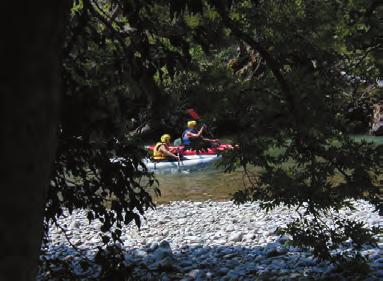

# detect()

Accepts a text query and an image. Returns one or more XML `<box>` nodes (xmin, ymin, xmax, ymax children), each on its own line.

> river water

<box><xmin>152</xmin><ymin>167</ymin><xmax>245</xmax><ymax>204</ymax></box>
<box><xmin>151</xmin><ymin>135</ymin><xmax>382</xmax><ymax>204</ymax></box>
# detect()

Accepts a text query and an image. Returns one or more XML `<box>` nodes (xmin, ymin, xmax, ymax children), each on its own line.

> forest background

<box><xmin>0</xmin><ymin>0</ymin><xmax>382</xmax><ymax>280</ymax></box>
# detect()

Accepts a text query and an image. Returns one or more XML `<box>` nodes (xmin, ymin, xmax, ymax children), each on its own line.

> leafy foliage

<box><xmin>42</xmin><ymin>0</ymin><xmax>383</xmax><ymax>277</ymax></box>
<box><xmin>165</xmin><ymin>0</ymin><xmax>383</xmax><ymax>270</ymax></box>
<box><xmin>206</xmin><ymin>0</ymin><xmax>383</xmax><ymax>269</ymax></box>
<box><xmin>42</xmin><ymin>1</ymin><xmax>197</xmax><ymax>277</ymax></box>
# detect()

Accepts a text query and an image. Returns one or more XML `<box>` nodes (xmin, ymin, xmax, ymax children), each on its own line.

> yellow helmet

<box><xmin>160</xmin><ymin>134</ymin><xmax>171</xmax><ymax>143</ymax></box>
<box><xmin>187</xmin><ymin>120</ymin><xmax>197</xmax><ymax>128</ymax></box>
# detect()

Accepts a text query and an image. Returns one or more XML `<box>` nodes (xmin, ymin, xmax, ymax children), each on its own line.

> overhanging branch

<box><xmin>213</xmin><ymin>0</ymin><xmax>298</xmax><ymax>121</ymax></box>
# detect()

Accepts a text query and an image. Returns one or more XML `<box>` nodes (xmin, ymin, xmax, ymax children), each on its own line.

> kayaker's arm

<box><xmin>187</xmin><ymin>125</ymin><xmax>205</xmax><ymax>139</ymax></box>
<box><xmin>158</xmin><ymin>145</ymin><xmax>179</xmax><ymax>160</ymax></box>
<box><xmin>202</xmin><ymin>137</ymin><xmax>220</xmax><ymax>143</ymax></box>
<box><xmin>187</xmin><ymin>125</ymin><xmax>219</xmax><ymax>143</ymax></box>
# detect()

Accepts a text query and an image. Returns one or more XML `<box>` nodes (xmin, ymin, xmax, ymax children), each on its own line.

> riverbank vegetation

<box><xmin>2</xmin><ymin>0</ymin><xmax>382</xmax><ymax>280</ymax></box>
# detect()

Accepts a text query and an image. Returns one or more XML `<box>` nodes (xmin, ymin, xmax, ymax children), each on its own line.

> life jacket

<box><xmin>182</xmin><ymin>128</ymin><xmax>197</xmax><ymax>145</ymax></box>
<box><xmin>153</xmin><ymin>142</ymin><xmax>168</xmax><ymax>160</ymax></box>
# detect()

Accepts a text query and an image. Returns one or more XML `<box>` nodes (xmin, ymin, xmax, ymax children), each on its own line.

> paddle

<box><xmin>175</xmin><ymin>149</ymin><xmax>190</xmax><ymax>171</ymax></box>
<box><xmin>176</xmin><ymin>150</ymin><xmax>181</xmax><ymax>171</ymax></box>
<box><xmin>186</xmin><ymin>108</ymin><xmax>201</xmax><ymax>120</ymax></box>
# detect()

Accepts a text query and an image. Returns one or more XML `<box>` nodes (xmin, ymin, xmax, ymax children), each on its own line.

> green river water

<box><xmin>152</xmin><ymin>167</ymin><xmax>245</xmax><ymax>204</ymax></box>
<box><xmin>151</xmin><ymin>135</ymin><xmax>382</xmax><ymax>204</ymax></box>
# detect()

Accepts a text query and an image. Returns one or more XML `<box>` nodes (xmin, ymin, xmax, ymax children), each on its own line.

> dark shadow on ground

<box><xmin>38</xmin><ymin>238</ymin><xmax>381</xmax><ymax>281</ymax></box>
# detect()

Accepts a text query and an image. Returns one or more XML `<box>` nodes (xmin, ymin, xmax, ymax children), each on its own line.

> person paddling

<box><xmin>153</xmin><ymin>134</ymin><xmax>180</xmax><ymax>161</ymax></box>
<box><xmin>182</xmin><ymin>120</ymin><xmax>219</xmax><ymax>148</ymax></box>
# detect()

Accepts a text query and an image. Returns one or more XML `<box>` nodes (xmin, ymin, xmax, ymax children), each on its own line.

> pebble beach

<box><xmin>39</xmin><ymin>200</ymin><xmax>382</xmax><ymax>280</ymax></box>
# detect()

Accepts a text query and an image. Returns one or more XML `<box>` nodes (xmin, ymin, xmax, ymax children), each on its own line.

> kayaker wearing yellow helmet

<box><xmin>153</xmin><ymin>134</ymin><xmax>180</xmax><ymax>161</ymax></box>
<box><xmin>182</xmin><ymin>120</ymin><xmax>219</xmax><ymax>147</ymax></box>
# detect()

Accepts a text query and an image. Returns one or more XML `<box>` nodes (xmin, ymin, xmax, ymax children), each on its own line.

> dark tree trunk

<box><xmin>0</xmin><ymin>1</ymin><xmax>68</xmax><ymax>280</ymax></box>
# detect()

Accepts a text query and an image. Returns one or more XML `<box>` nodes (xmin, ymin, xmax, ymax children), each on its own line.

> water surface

<box><xmin>151</xmin><ymin>135</ymin><xmax>382</xmax><ymax>204</ymax></box>
<box><xmin>352</xmin><ymin>135</ymin><xmax>383</xmax><ymax>144</ymax></box>
<box><xmin>152</xmin><ymin>167</ymin><xmax>245</xmax><ymax>204</ymax></box>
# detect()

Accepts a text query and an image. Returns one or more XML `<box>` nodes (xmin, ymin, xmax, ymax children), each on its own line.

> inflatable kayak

<box><xmin>111</xmin><ymin>154</ymin><xmax>220</xmax><ymax>174</ymax></box>
<box><xmin>144</xmin><ymin>154</ymin><xmax>220</xmax><ymax>173</ymax></box>
<box><xmin>146</xmin><ymin>144</ymin><xmax>232</xmax><ymax>156</ymax></box>
<box><xmin>112</xmin><ymin>144</ymin><xmax>232</xmax><ymax>174</ymax></box>
<box><xmin>144</xmin><ymin>144</ymin><xmax>232</xmax><ymax>173</ymax></box>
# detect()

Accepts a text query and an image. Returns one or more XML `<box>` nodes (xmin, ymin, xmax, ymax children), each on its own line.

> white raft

<box><xmin>144</xmin><ymin>154</ymin><xmax>220</xmax><ymax>173</ymax></box>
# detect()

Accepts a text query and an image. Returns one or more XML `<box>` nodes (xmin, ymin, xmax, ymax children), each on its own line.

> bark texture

<box><xmin>0</xmin><ymin>1</ymin><xmax>68</xmax><ymax>280</ymax></box>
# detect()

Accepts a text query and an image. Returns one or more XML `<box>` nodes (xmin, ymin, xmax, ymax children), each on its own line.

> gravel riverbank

<box><xmin>39</xmin><ymin>200</ymin><xmax>382</xmax><ymax>280</ymax></box>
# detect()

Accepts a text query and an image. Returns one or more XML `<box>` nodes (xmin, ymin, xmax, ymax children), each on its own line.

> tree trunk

<box><xmin>0</xmin><ymin>1</ymin><xmax>68</xmax><ymax>280</ymax></box>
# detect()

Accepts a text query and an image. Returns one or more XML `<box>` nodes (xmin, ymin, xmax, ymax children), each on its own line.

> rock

<box><xmin>254</xmin><ymin>255</ymin><xmax>265</xmax><ymax>262</ymax></box>
<box><xmin>193</xmin><ymin>247</ymin><xmax>209</xmax><ymax>256</ymax></box>
<box><xmin>243</xmin><ymin>233</ymin><xmax>255</xmax><ymax>240</ymax></box>
<box><xmin>144</xmin><ymin>240</ymin><xmax>177</xmax><ymax>271</ymax></box>
<box><xmin>158</xmin><ymin>218</ymin><xmax>167</xmax><ymax>225</ymax></box>
<box><xmin>148</xmin><ymin>256</ymin><xmax>177</xmax><ymax>271</ymax></box>
<box><xmin>214</xmin><ymin>230</ymin><xmax>226</xmax><ymax>238</ymax></box>
<box><xmin>38</xmin><ymin>200</ymin><xmax>382</xmax><ymax>281</ymax></box>
<box><xmin>70</xmin><ymin>221</ymin><xmax>81</xmax><ymax>229</ymax></box>
<box><xmin>225</xmin><ymin>225</ymin><xmax>235</xmax><ymax>232</ymax></box>
<box><xmin>178</xmin><ymin>218</ymin><xmax>187</xmax><ymax>225</ymax></box>
<box><xmin>148</xmin><ymin>242</ymin><xmax>158</xmax><ymax>252</ymax></box>
<box><xmin>214</xmin><ymin>239</ymin><xmax>227</xmax><ymax>244</ymax></box>
<box><xmin>188</xmin><ymin>269</ymin><xmax>204</xmax><ymax>280</ymax></box>
<box><xmin>225</xmin><ymin>269</ymin><xmax>240</xmax><ymax>280</ymax></box>
<box><xmin>134</xmin><ymin>249</ymin><xmax>148</xmax><ymax>258</ymax></box>
<box><xmin>179</xmin><ymin>260</ymin><xmax>194</xmax><ymax>268</ymax></box>
<box><xmin>276</xmin><ymin>235</ymin><xmax>290</xmax><ymax>244</ymax></box>
<box><xmin>184</xmin><ymin>236</ymin><xmax>202</xmax><ymax>243</ymax></box>
<box><xmin>361</xmin><ymin>249</ymin><xmax>379</xmax><ymax>257</ymax></box>
<box><xmin>218</xmin><ymin>267</ymin><xmax>230</xmax><ymax>275</ymax></box>
<box><xmin>160</xmin><ymin>273</ymin><xmax>170</xmax><ymax>281</ymax></box>
<box><xmin>288</xmin><ymin>273</ymin><xmax>302</xmax><ymax>279</ymax></box>
<box><xmin>265</xmin><ymin>247</ymin><xmax>287</xmax><ymax>258</ymax></box>
<box><xmin>63</xmin><ymin>255</ymin><xmax>73</xmax><ymax>261</ymax></box>
<box><xmin>228</xmin><ymin>232</ymin><xmax>243</xmax><ymax>242</ymax></box>
<box><xmin>72</xmin><ymin>239</ymin><xmax>82</xmax><ymax>246</ymax></box>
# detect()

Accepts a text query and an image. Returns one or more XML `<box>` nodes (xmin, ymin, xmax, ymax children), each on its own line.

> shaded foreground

<box><xmin>39</xmin><ymin>201</ymin><xmax>382</xmax><ymax>280</ymax></box>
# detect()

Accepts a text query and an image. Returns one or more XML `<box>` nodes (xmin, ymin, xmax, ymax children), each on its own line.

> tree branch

<box><xmin>213</xmin><ymin>0</ymin><xmax>298</xmax><ymax>119</ymax></box>
<box><xmin>84</xmin><ymin>0</ymin><xmax>131</xmax><ymax>58</ymax></box>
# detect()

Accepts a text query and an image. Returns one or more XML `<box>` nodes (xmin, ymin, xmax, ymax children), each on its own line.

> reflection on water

<box><xmin>151</xmin><ymin>166</ymin><xmax>246</xmax><ymax>204</ymax></box>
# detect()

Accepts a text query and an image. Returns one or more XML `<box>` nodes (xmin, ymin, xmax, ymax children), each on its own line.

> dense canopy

<box><xmin>1</xmin><ymin>0</ymin><xmax>382</xmax><ymax>280</ymax></box>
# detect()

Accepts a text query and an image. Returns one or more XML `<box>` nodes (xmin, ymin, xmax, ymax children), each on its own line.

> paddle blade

<box><xmin>186</xmin><ymin>108</ymin><xmax>200</xmax><ymax>120</ymax></box>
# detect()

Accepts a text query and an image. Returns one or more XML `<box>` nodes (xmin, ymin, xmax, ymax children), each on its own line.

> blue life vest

<box><xmin>182</xmin><ymin>128</ymin><xmax>197</xmax><ymax>145</ymax></box>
